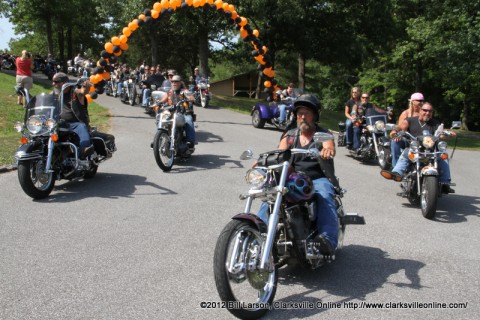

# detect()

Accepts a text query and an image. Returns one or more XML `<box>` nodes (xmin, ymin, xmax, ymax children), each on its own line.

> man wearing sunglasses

<box><xmin>380</xmin><ymin>102</ymin><xmax>456</xmax><ymax>193</ymax></box>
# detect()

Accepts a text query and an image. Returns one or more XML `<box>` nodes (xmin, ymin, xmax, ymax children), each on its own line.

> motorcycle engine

<box><xmin>285</xmin><ymin>203</ymin><xmax>312</xmax><ymax>241</ymax></box>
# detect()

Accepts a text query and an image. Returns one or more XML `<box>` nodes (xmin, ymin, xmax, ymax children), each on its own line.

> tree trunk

<box><xmin>57</xmin><ymin>28</ymin><xmax>65</xmax><ymax>71</ymax></box>
<box><xmin>150</xmin><ymin>28</ymin><xmax>158</xmax><ymax>66</ymax></box>
<box><xmin>461</xmin><ymin>97</ymin><xmax>469</xmax><ymax>131</ymax></box>
<box><xmin>45</xmin><ymin>17</ymin><xmax>54</xmax><ymax>56</ymax></box>
<box><xmin>198</xmin><ymin>25</ymin><xmax>209</xmax><ymax>77</ymax></box>
<box><xmin>298</xmin><ymin>52</ymin><xmax>305</xmax><ymax>92</ymax></box>
<box><xmin>66</xmin><ymin>27</ymin><xmax>73</xmax><ymax>63</ymax></box>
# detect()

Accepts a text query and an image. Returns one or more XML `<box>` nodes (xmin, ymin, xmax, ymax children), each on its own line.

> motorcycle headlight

<box><xmin>375</xmin><ymin>120</ymin><xmax>385</xmax><ymax>131</ymax></box>
<box><xmin>422</xmin><ymin>136</ymin><xmax>435</xmax><ymax>149</ymax></box>
<box><xmin>410</xmin><ymin>140</ymin><xmax>420</xmax><ymax>153</ymax></box>
<box><xmin>438</xmin><ymin>141</ymin><xmax>448</xmax><ymax>152</ymax></box>
<box><xmin>26</xmin><ymin>115</ymin><xmax>44</xmax><ymax>134</ymax></box>
<box><xmin>245</xmin><ymin>169</ymin><xmax>266</xmax><ymax>189</ymax></box>
<box><xmin>366</xmin><ymin>125</ymin><xmax>374</xmax><ymax>132</ymax></box>
<box><xmin>14</xmin><ymin>121</ymin><xmax>24</xmax><ymax>132</ymax></box>
<box><xmin>45</xmin><ymin>118</ymin><xmax>56</xmax><ymax>130</ymax></box>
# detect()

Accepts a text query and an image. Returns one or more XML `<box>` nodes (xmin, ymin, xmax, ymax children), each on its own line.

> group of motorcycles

<box><xmin>337</xmin><ymin>112</ymin><xmax>458</xmax><ymax>220</ymax></box>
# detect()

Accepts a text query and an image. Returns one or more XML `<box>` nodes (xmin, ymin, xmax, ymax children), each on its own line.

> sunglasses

<box><xmin>361</xmin><ymin>96</ymin><xmax>369</xmax><ymax>99</ymax></box>
<box><xmin>421</xmin><ymin>109</ymin><xmax>433</xmax><ymax>113</ymax></box>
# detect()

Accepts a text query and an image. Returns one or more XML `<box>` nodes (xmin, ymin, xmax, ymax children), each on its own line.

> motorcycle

<box><xmin>152</xmin><ymin>94</ymin><xmax>196</xmax><ymax>171</ymax></box>
<box><xmin>44</xmin><ymin>59</ymin><xmax>61</xmax><ymax>80</ymax></box>
<box><xmin>144</xmin><ymin>86</ymin><xmax>165</xmax><ymax>116</ymax></box>
<box><xmin>395</xmin><ymin>125</ymin><xmax>456</xmax><ymax>219</ymax></box>
<box><xmin>67</xmin><ymin>59</ymin><xmax>83</xmax><ymax>76</ymax></box>
<box><xmin>251</xmin><ymin>95</ymin><xmax>295</xmax><ymax>130</ymax></box>
<box><xmin>13</xmin><ymin>82</ymin><xmax>116</xmax><ymax>199</ymax></box>
<box><xmin>193</xmin><ymin>78</ymin><xmax>210</xmax><ymax>108</ymax></box>
<box><xmin>350</xmin><ymin>114</ymin><xmax>393</xmax><ymax>169</ymax></box>
<box><xmin>119</xmin><ymin>75</ymin><xmax>137</xmax><ymax>106</ymax></box>
<box><xmin>213</xmin><ymin>132</ymin><xmax>365</xmax><ymax>319</ymax></box>
<box><xmin>105</xmin><ymin>74</ymin><xmax>118</xmax><ymax>97</ymax></box>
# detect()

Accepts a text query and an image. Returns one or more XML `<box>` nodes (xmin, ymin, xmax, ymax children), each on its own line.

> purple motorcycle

<box><xmin>251</xmin><ymin>96</ymin><xmax>295</xmax><ymax>130</ymax></box>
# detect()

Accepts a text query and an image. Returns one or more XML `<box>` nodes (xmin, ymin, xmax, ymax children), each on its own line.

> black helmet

<box><xmin>52</xmin><ymin>72</ymin><xmax>69</xmax><ymax>83</ymax></box>
<box><xmin>293</xmin><ymin>94</ymin><xmax>320</xmax><ymax>121</ymax></box>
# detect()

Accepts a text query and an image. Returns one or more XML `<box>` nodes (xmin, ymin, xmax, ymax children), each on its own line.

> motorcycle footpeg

<box><xmin>341</xmin><ymin>213</ymin><xmax>366</xmax><ymax>225</ymax></box>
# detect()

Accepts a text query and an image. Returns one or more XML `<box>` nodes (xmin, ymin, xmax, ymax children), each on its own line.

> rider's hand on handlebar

<box><xmin>320</xmin><ymin>147</ymin><xmax>335</xmax><ymax>159</ymax></box>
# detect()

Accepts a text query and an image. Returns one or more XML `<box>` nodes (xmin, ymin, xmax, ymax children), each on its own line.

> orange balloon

<box><xmin>215</xmin><ymin>0</ymin><xmax>223</xmax><ymax>9</ymax></box>
<box><xmin>102</xmin><ymin>72</ymin><xmax>111</xmax><ymax>81</ymax></box>
<box><xmin>114</xmin><ymin>50</ymin><xmax>122</xmax><ymax>57</ymax></box>
<box><xmin>239</xmin><ymin>17</ymin><xmax>247</xmax><ymax>26</ymax></box>
<box><xmin>222</xmin><ymin>3</ymin><xmax>229</xmax><ymax>11</ymax></box>
<box><xmin>240</xmin><ymin>27</ymin><xmax>248</xmax><ymax>39</ymax></box>
<box><xmin>90</xmin><ymin>75</ymin><xmax>98</xmax><ymax>84</ymax></box>
<box><xmin>153</xmin><ymin>2</ymin><xmax>162</xmax><ymax>11</ymax></box>
<box><xmin>231</xmin><ymin>11</ymin><xmax>238</xmax><ymax>19</ymax></box>
<box><xmin>206</xmin><ymin>0</ymin><xmax>214</xmax><ymax>4</ymax></box>
<box><xmin>161</xmin><ymin>0</ymin><xmax>169</xmax><ymax>8</ymax></box>
<box><xmin>104</xmin><ymin>42</ymin><xmax>114</xmax><ymax>54</ymax></box>
<box><xmin>262</xmin><ymin>46</ymin><xmax>268</xmax><ymax>53</ymax></box>
<box><xmin>264</xmin><ymin>80</ymin><xmax>271</xmax><ymax>88</ymax></box>
<box><xmin>111</xmin><ymin>37</ymin><xmax>121</xmax><ymax>46</ymax></box>
<box><xmin>138</xmin><ymin>14</ymin><xmax>146</xmax><ymax>20</ymax></box>
<box><xmin>95</xmin><ymin>73</ymin><xmax>103</xmax><ymax>83</ymax></box>
<box><xmin>199</xmin><ymin>0</ymin><xmax>206</xmax><ymax>6</ymax></box>
<box><xmin>151</xmin><ymin>9</ymin><xmax>159</xmax><ymax>19</ymax></box>
<box><xmin>186</xmin><ymin>0</ymin><xmax>193</xmax><ymax>5</ymax></box>
<box><xmin>123</xmin><ymin>27</ymin><xmax>131</xmax><ymax>37</ymax></box>
<box><xmin>119</xmin><ymin>42</ymin><xmax>128</xmax><ymax>51</ymax></box>
<box><xmin>193</xmin><ymin>0</ymin><xmax>200</xmax><ymax>7</ymax></box>
<box><xmin>252</xmin><ymin>29</ymin><xmax>259</xmax><ymax>38</ymax></box>
<box><xmin>120</xmin><ymin>35</ymin><xmax>128</xmax><ymax>44</ymax></box>
<box><xmin>86</xmin><ymin>95</ymin><xmax>93</xmax><ymax>103</ymax></box>
<box><xmin>228</xmin><ymin>4</ymin><xmax>235</xmax><ymax>12</ymax></box>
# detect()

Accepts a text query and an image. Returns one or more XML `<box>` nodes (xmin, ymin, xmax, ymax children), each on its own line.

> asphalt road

<box><xmin>1</xmin><ymin>90</ymin><xmax>479</xmax><ymax>320</ymax></box>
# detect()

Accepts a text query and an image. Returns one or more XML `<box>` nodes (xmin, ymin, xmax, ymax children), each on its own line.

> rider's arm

<box><xmin>321</xmin><ymin>138</ymin><xmax>336</xmax><ymax>159</ymax></box>
<box><xmin>344</xmin><ymin>105</ymin><xmax>352</xmax><ymax>119</ymax></box>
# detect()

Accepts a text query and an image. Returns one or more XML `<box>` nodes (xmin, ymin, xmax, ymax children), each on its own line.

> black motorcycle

<box><xmin>14</xmin><ymin>83</ymin><xmax>116</xmax><ymax>199</ymax></box>
<box><xmin>213</xmin><ymin>132</ymin><xmax>365</xmax><ymax>319</ymax></box>
<box><xmin>152</xmin><ymin>95</ymin><xmax>195</xmax><ymax>171</ymax></box>
<box><xmin>350</xmin><ymin>114</ymin><xmax>393</xmax><ymax>169</ymax></box>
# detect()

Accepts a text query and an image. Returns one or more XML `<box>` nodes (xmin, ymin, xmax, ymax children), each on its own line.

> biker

<box><xmin>344</xmin><ymin>87</ymin><xmax>361</xmax><ymax>149</ymax></box>
<box><xmin>257</xmin><ymin>94</ymin><xmax>339</xmax><ymax>255</ymax></box>
<box><xmin>141</xmin><ymin>66</ymin><xmax>166</xmax><ymax>108</ymax></box>
<box><xmin>53</xmin><ymin>73</ymin><xmax>94</xmax><ymax>159</ymax></box>
<box><xmin>390</xmin><ymin>92</ymin><xmax>423</xmax><ymax>166</ymax></box>
<box><xmin>380</xmin><ymin>102</ymin><xmax>456</xmax><ymax>193</ymax></box>
<box><xmin>160</xmin><ymin>75</ymin><xmax>196</xmax><ymax>149</ymax></box>
<box><xmin>277</xmin><ymin>83</ymin><xmax>298</xmax><ymax>126</ymax></box>
<box><xmin>351</xmin><ymin>92</ymin><xmax>387</xmax><ymax>152</ymax></box>
<box><xmin>116</xmin><ymin>64</ymin><xmax>130</xmax><ymax>97</ymax></box>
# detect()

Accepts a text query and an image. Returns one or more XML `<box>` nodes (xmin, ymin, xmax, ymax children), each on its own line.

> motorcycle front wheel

<box><xmin>17</xmin><ymin>159</ymin><xmax>56</xmax><ymax>199</ymax></box>
<box><xmin>252</xmin><ymin>110</ymin><xmax>266</xmax><ymax>129</ymax></box>
<box><xmin>200</xmin><ymin>92</ymin><xmax>209</xmax><ymax>108</ymax></box>
<box><xmin>421</xmin><ymin>176</ymin><xmax>438</xmax><ymax>219</ymax></box>
<box><xmin>377</xmin><ymin>145</ymin><xmax>391</xmax><ymax>170</ymax></box>
<box><xmin>129</xmin><ymin>88</ymin><xmax>136</xmax><ymax>106</ymax></box>
<box><xmin>214</xmin><ymin>219</ymin><xmax>277</xmax><ymax>320</ymax></box>
<box><xmin>153</xmin><ymin>130</ymin><xmax>174</xmax><ymax>171</ymax></box>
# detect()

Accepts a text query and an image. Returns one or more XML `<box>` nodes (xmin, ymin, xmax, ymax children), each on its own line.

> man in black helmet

<box><xmin>258</xmin><ymin>94</ymin><xmax>339</xmax><ymax>255</ymax></box>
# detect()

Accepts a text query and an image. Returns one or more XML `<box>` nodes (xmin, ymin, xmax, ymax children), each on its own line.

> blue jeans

<box><xmin>142</xmin><ymin>88</ymin><xmax>151</xmax><ymax>106</ymax></box>
<box><xmin>353</xmin><ymin>125</ymin><xmax>362</xmax><ymax>149</ymax></box>
<box><xmin>117</xmin><ymin>81</ymin><xmax>124</xmax><ymax>96</ymax></box>
<box><xmin>345</xmin><ymin>118</ymin><xmax>353</xmax><ymax>145</ymax></box>
<box><xmin>185</xmin><ymin>114</ymin><xmax>195</xmax><ymax>144</ymax></box>
<box><xmin>393</xmin><ymin>150</ymin><xmax>452</xmax><ymax>183</ymax></box>
<box><xmin>256</xmin><ymin>177</ymin><xmax>338</xmax><ymax>250</ymax></box>
<box><xmin>391</xmin><ymin>138</ymin><xmax>408</xmax><ymax>167</ymax></box>
<box><xmin>278</xmin><ymin>104</ymin><xmax>287</xmax><ymax>122</ymax></box>
<box><xmin>69</xmin><ymin>122</ymin><xmax>91</xmax><ymax>149</ymax></box>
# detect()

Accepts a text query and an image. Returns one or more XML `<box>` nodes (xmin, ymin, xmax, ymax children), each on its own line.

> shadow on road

<box><xmin>265</xmin><ymin>244</ymin><xmax>425</xmax><ymax>319</ymax></box>
<box><xmin>167</xmin><ymin>154</ymin><xmax>244</xmax><ymax>173</ymax></box>
<box><xmin>37</xmin><ymin>172</ymin><xmax>175</xmax><ymax>203</ymax></box>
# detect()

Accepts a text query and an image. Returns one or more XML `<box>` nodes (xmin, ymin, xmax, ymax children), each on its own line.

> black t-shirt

<box><xmin>406</xmin><ymin>116</ymin><xmax>439</xmax><ymax>136</ymax></box>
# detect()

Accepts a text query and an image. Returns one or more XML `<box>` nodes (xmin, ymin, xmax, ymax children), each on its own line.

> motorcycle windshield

<box><xmin>197</xmin><ymin>80</ymin><xmax>208</xmax><ymax>89</ymax></box>
<box><xmin>23</xmin><ymin>93</ymin><xmax>60</xmax><ymax>123</ymax></box>
<box><xmin>366</xmin><ymin>114</ymin><xmax>387</xmax><ymax>126</ymax></box>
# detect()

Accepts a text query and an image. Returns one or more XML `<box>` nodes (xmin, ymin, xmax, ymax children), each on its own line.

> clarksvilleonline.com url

<box><xmin>200</xmin><ymin>300</ymin><xmax>469</xmax><ymax>310</ymax></box>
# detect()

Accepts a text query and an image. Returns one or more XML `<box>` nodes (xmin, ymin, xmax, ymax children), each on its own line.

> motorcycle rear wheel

<box><xmin>421</xmin><ymin>176</ymin><xmax>438</xmax><ymax>219</ymax></box>
<box><xmin>252</xmin><ymin>110</ymin><xmax>266</xmax><ymax>128</ymax></box>
<box><xmin>17</xmin><ymin>159</ymin><xmax>56</xmax><ymax>199</ymax></box>
<box><xmin>214</xmin><ymin>220</ymin><xmax>277</xmax><ymax>320</ymax></box>
<box><xmin>153</xmin><ymin>130</ymin><xmax>174</xmax><ymax>171</ymax></box>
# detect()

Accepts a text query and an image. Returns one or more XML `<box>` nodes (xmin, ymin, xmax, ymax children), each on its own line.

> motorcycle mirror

<box><xmin>240</xmin><ymin>150</ymin><xmax>254</xmax><ymax>160</ymax></box>
<box><xmin>451</xmin><ymin>121</ymin><xmax>461</xmax><ymax>130</ymax></box>
<box><xmin>313</xmin><ymin>132</ymin><xmax>334</xmax><ymax>145</ymax></box>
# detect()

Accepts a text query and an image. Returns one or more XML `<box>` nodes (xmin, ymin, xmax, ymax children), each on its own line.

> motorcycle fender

<box><xmin>15</xmin><ymin>141</ymin><xmax>42</xmax><ymax>161</ymax></box>
<box><xmin>421</xmin><ymin>166</ymin><xmax>438</xmax><ymax>176</ymax></box>
<box><xmin>232</xmin><ymin>213</ymin><xmax>268</xmax><ymax>234</ymax></box>
<box><xmin>251</xmin><ymin>103</ymin><xmax>273</xmax><ymax>119</ymax></box>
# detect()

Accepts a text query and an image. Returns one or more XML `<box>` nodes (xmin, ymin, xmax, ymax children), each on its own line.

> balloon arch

<box><xmin>85</xmin><ymin>0</ymin><xmax>278</xmax><ymax>102</ymax></box>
